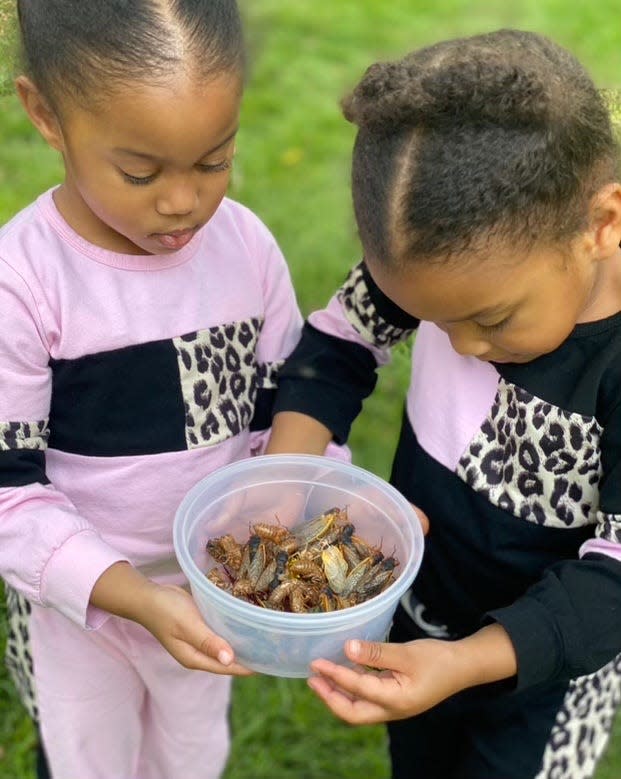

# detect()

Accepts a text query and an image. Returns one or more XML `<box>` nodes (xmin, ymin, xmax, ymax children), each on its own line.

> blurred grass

<box><xmin>1</xmin><ymin>1</ymin><xmax>621</xmax><ymax>777</ymax></box>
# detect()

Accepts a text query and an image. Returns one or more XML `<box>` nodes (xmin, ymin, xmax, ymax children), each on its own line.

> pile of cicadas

<box><xmin>205</xmin><ymin>506</ymin><xmax>399</xmax><ymax>613</ymax></box>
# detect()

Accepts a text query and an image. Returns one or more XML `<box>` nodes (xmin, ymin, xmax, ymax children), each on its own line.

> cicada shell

<box><xmin>252</xmin><ymin>522</ymin><xmax>291</xmax><ymax>544</ymax></box>
<box><xmin>207</xmin><ymin>567</ymin><xmax>232</xmax><ymax>592</ymax></box>
<box><xmin>319</xmin><ymin>587</ymin><xmax>337</xmax><ymax>612</ymax></box>
<box><xmin>232</xmin><ymin>578</ymin><xmax>255</xmax><ymax>598</ymax></box>
<box><xmin>206</xmin><ymin>535</ymin><xmax>236</xmax><ymax>565</ymax></box>
<box><xmin>266</xmin><ymin>580</ymin><xmax>300</xmax><ymax>609</ymax></box>
<box><xmin>288</xmin><ymin>557</ymin><xmax>324</xmax><ymax>585</ymax></box>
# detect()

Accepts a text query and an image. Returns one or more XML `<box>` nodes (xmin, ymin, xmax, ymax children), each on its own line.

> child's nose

<box><xmin>445</xmin><ymin>324</ymin><xmax>490</xmax><ymax>358</ymax></box>
<box><xmin>155</xmin><ymin>177</ymin><xmax>199</xmax><ymax>216</ymax></box>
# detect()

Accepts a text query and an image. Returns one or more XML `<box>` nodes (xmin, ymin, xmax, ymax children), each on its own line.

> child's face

<box><xmin>367</xmin><ymin>241</ymin><xmax>618</xmax><ymax>364</ymax></box>
<box><xmin>53</xmin><ymin>73</ymin><xmax>242</xmax><ymax>255</ymax></box>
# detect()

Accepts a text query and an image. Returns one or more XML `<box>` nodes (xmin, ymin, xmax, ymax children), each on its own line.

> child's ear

<box><xmin>585</xmin><ymin>183</ymin><xmax>621</xmax><ymax>260</ymax></box>
<box><xmin>15</xmin><ymin>75</ymin><xmax>65</xmax><ymax>153</ymax></box>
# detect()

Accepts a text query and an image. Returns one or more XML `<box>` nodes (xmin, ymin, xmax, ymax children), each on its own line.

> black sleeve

<box><xmin>273</xmin><ymin>322</ymin><xmax>379</xmax><ymax>444</ymax></box>
<box><xmin>273</xmin><ymin>260</ymin><xmax>419</xmax><ymax>443</ymax></box>
<box><xmin>489</xmin><ymin>553</ymin><xmax>621</xmax><ymax>689</ymax></box>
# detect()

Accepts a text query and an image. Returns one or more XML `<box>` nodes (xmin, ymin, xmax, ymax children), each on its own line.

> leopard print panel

<box><xmin>4</xmin><ymin>585</ymin><xmax>38</xmax><ymax>721</ymax></box>
<box><xmin>457</xmin><ymin>380</ymin><xmax>603</xmax><ymax>528</ymax></box>
<box><xmin>337</xmin><ymin>262</ymin><xmax>416</xmax><ymax>349</ymax></box>
<box><xmin>174</xmin><ymin>318</ymin><xmax>277</xmax><ymax>449</ymax></box>
<box><xmin>535</xmin><ymin>656</ymin><xmax>621</xmax><ymax>779</ymax></box>
<box><xmin>0</xmin><ymin>420</ymin><xmax>49</xmax><ymax>451</ymax></box>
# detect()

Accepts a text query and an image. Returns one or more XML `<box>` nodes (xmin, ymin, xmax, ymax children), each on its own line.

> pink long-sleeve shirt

<box><xmin>0</xmin><ymin>189</ymin><xmax>303</xmax><ymax>629</ymax></box>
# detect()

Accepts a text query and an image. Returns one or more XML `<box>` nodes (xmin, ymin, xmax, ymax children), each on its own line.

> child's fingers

<box><xmin>173</xmin><ymin>641</ymin><xmax>253</xmax><ymax>676</ymax></box>
<box><xmin>309</xmin><ymin>656</ymin><xmax>398</xmax><ymax>708</ymax></box>
<box><xmin>344</xmin><ymin>638</ymin><xmax>408</xmax><ymax>672</ymax></box>
<box><xmin>307</xmin><ymin>673</ymin><xmax>391</xmax><ymax>725</ymax></box>
<box><xmin>194</xmin><ymin>628</ymin><xmax>238</xmax><ymax>667</ymax></box>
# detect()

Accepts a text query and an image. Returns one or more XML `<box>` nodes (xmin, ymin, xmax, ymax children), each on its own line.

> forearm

<box><xmin>452</xmin><ymin>623</ymin><xmax>517</xmax><ymax>689</ymax></box>
<box><xmin>89</xmin><ymin>560</ymin><xmax>157</xmax><ymax>625</ymax></box>
<box><xmin>265</xmin><ymin>411</ymin><xmax>334</xmax><ymax>455</ymax></box>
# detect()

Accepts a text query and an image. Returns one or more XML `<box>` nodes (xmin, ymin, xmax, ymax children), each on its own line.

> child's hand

<box><xmin>135</xmin><ymin>581</ymin><xmax>254</xmax><ymax>676</ymax></box>
<box><xmin>307</xmin><ymin>638</ymin><xmax>461</xmax><ymax>724</ymax></box>
<box><xmin>307</xmin><ymin>623</ymin><xmax>516</xmax><ymax>724</ymax></box>
<box><xmin>90</xmin><ymin>561</ymin><xmax>253</xmax><ymax>676</ymax></box>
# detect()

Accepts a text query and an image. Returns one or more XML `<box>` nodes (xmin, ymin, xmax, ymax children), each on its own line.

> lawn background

<box><xmin>1</xmin><ymin>1</ymin><xmax>620</xmax><ymax>776</ymax></box>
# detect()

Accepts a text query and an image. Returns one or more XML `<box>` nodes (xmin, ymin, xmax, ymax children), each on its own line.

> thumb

<box><xmin>344</xmin><ymin>638</ymin><xmax>404</xmax><ymax>672</ymax></box>
<box><xmin>411</xmin><ymin>503</ymin><xmax>430</xmax><ymax>535</ymax></box>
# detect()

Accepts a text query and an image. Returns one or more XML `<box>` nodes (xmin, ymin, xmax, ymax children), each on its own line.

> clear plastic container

<box><xmin>173</xmin><ymin>454</ymin><xmax>425</xmax><ymax>677</ymax></box>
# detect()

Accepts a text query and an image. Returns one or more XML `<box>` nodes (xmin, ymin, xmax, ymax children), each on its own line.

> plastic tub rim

<box><xmin>173</xmin><ymin>454</ymin><xmax>424</xmax><ymax>628</ymax></box>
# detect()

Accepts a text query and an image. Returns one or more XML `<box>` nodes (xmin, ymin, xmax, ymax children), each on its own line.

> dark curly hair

<box><xmin>16</xmin><ymin>0</ymin><xmax>245</xmax><ymax>111</ymax></box>
<box><xmin>342</xmin><ymin>29</ymin><xmax>620</xmax><ymax>266</ymax></box>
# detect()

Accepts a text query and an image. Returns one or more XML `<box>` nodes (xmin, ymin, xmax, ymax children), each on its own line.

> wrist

<box><xmin>90</xmin><ymin>561</ymin><xmax>159</xmax><ymax>624</ymax></box>
<box><xmin>451</xmin><ymin>623</ymin><xmax>518</xmax><ymax>689</ymax></box>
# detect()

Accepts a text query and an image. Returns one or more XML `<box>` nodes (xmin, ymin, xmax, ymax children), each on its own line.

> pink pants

<box><xmin>30</xmin><ymin>604</ymin><xmax>232</xmax><ymax>779</ymax></box>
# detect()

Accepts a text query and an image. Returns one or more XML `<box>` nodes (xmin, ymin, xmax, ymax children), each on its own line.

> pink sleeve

<box><xmin>309</xmin><ymin>296</ymin><xmax>392</xmax><ymax>367</ymax></box>
<box><xmin>0</xmin><ymin>258</ymin><xmax>127</xmax><ymax>628</ymax></box>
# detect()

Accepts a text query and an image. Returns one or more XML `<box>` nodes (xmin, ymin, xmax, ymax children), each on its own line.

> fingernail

<box><xmin>218</xmin><ymin>649</ymin><xmax>233</xmax><ymax>665</ymax></box>
<box><xmin>348</xmin><ymin>640</ymin><xmax>361</xmax><ymax>657</ymax></box>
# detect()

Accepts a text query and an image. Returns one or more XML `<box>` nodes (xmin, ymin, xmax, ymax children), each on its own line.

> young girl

<box><xmin>266</xmin><ymin>30</ymin><xmax>621</xmax><ymax>779</ymax></box>
<box><xmin>0</xmin><ymin>2</ymin><xmax>305</xmax><ymax>777</ymax></box>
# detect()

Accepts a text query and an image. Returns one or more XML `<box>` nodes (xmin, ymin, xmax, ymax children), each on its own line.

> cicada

<box><xmin>321</xmin><ymin>545</ymin><xmax>348</xmax><ymax>594</ymax></box>
<box><xmin>290</xmin><ymin>507</ymin><xmax>348</xmax><ymax>546</ymax></box>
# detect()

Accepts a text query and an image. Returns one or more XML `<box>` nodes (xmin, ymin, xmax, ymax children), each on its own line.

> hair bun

<box><xmin>342</xmin><ymin>47</ymin><xmax>554</xmax><ymax>134</ymax></box>
<box><xmin>420</xmin><ymin>57</ymin><xmax>551</xmax><ymax>127</ymax></box>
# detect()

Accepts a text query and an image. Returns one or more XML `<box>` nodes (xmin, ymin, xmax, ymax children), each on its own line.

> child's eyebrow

<box><xmin>113</xmin><ymin>127</ymin><xmax>239</xmax><ymax>162</ymax></box>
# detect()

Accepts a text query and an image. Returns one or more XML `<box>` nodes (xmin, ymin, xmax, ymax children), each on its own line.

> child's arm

<box><xmin>266</xmin><ymin>411</ymin><xmax>333</xmax><ymax>455</ymax></box>
<box><xmin>309</xmin><ymin>393</ymin><xmax>621</xmax><ymax>723</ymax></box>
<box><xmin>267</xmin><ymin>261</ymin><xmax>419</xmax><ymax>453</ymax></box>
<box><xmin>0</xmin><ymin>253</ymin><xmax>251</xmax><ymax>675</ymax></box>
<box><xmin>89</xmin><ymin>562</ymin><xmax>252</xmax><ymax>675</ymax></box>
<box><xmin>307</xmin><ymin>623</ymin><xmax>517</xmax><ymax>724</ymax></box>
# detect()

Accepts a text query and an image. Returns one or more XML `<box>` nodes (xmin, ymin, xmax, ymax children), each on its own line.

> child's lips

<box><xmin>152</xmin><ymin>227</ymin><xmax>197</xmax><ymax>250</ymax></box>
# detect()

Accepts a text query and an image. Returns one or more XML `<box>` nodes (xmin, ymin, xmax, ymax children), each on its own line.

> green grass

<box><xmin>1</xmin><ymin>1</ymin><xmax>621</xmax><ymax>777</ymax></box>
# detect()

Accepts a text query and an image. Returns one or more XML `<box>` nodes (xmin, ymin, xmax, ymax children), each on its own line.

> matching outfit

<box><xmin>4</xmin><ymin>190</ymin><xmax>621</xmax><ymax>778</ymax></box>
<box><xmin>274</xmin><ymin>260</ymin><xmax>621</xmax><ymax>779</ymax></box>
<box><xmin>0</xmin><ymin>189</ymin><xmax>303</xmax><ymax>779</ymax></box>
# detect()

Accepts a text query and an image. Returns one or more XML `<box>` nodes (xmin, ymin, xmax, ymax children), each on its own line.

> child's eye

<box><xmin>197</xmin><ymin>160</ymin><xmax>232</xmax><ymax>173</ymax></box>
<box><xmin>478</xmin><ymin>317</ymin><xmax>511</xmax><ymax>334</ymax></box>
<box><xmin>121</xmin><ymin>171</ymin><xmax>157</xmax><ymax>186</ymax></box>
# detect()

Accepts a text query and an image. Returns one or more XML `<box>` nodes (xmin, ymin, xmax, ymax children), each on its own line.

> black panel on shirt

<box><xmin>0</xmin><ymin>449</ymin><xmax>49</xmax><ymax>487</ymax></box>
<box><xmin>49</xmin><ymin>338</ymin><xmax>187</xmax><ymax>456</ymax></box>
<box><xmin>250</xmin><ymin>387</ymin><xmax>277</xmax><ymax>432</ymax></box>
<box><xmin>274</xmin><ymin>322</ymin><xmax>379</xmax><ymax>444</ymax></box>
